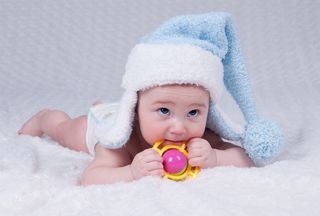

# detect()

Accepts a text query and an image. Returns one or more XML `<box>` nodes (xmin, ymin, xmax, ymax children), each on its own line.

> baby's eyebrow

<box><xmin>152</xmin><ymin>101</ymin><xmax>175</xmax><ymax>106</ymax></box>
<box><xmin>152</xmin><ymin>101</ymin><xmax>207</xmax><ymax>108</ymax></box>
<box><xmin>188</xmin><ymin>103</ymin><xmax>207</xmax><ymax>108</ymax></box>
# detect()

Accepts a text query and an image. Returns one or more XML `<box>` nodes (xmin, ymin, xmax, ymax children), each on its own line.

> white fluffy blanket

<box><xmin>1</xmin><ymin>1</ymin><xmax>319</xmax><ymax>215</ymax></box>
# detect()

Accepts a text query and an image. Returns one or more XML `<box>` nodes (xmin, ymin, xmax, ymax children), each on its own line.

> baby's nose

<box><xmin>169</xmin><ymin>119</ymin><xmax>186</xmax><ymax>137</ymax></box>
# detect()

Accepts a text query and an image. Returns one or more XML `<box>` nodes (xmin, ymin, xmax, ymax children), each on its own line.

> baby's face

<box><xmin>137</xmin><ymin>84</ymin><xmax>209</xmax><ymax>146</ymax></box>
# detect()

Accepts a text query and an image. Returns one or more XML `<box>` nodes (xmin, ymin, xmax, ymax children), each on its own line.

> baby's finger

<box><xmin>145</xmin><ymin>161</ymin><xmax>163</xmax><ymax>171</ymax></box>
<box><xmin>187</xmin><ymin>141</ymin><xmax>203</xmax><ymax>151</ymax></box>
<box><xmin>142</xmin><ymin>153</ymin><xmax>163</xmax><ymax>163</ymax></box>
<box><xmin>149</xmin><ymin>169</ymin><xmax>165</xmax><ymax>177</ymax></box>
<box><xmin>140</xmin><ymin>149</ymin><xmax>162</xmax><ymax>161</ymax></box>
<box><xmin>188</xmin><ymin>157</ymin><xmax>202</xmax><ymax>167</ymax></box>
<box><xmin>141</xmin><ymin>148</ymin><xmax>159</xmax><ymax>155</ymax></box>
<box><xmin>188</xmin><ymin>148</ymin><xmax>203</xmax><ymax>159</ymax></box>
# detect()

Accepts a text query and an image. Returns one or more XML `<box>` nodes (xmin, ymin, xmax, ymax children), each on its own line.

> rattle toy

<box><xmin>152</xmin><ymin>140</ymin><xmax>200</xmax><ymax>181</ymax></box>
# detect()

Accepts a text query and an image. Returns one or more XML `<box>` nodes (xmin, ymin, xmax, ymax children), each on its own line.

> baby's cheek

<box><xmin>191</xmin><ymin>122</ymin><xmax>207</xmax><ymax>137</ymax></box>
<box><xmin>139</xmin><ymin>124</ymin><xmax>162</xmax><ymax>145</ymax></box>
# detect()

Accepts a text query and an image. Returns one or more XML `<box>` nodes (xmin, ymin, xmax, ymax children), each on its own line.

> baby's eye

<box><xmin>158</xmin><ymin>107</ymin><xmax>170</xmax><ymax>116</ymax></box>
<box><xmin>187</xmin><ymin>109</ymin><xmax>199</xmax><ymax>117</ymax></box>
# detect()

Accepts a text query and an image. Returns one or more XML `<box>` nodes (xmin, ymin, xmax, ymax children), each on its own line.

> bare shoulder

<box><xmin>90</xmin><ymin>144</ymin><xmax>132</xmax><ymax>168</ymax></box>
<box><xmin>203</xmin><ymin>128</ymin><xmax>241</xmax><ymax>150</ymax></box>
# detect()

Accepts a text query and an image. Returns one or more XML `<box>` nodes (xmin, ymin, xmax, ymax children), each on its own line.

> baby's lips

<box><xmin>164</xmin><ymin>139</ymin><xmax>187</xmax><ymax>145</ymax></box>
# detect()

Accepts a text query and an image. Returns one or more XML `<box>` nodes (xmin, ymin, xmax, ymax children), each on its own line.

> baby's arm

<box><xmin>214</xmin><ymin>142</ymin><xmax>255</xmax><ymax>167</ymax></box>
<box><xmin>81</xmin><ymin>143</ymin><xmax>164</xmax><ymax>185</ymax></box>
<box><xmin>80</xmin><ymin>144</ymin><xmax>133</xmax><ymax>185</ymax></box>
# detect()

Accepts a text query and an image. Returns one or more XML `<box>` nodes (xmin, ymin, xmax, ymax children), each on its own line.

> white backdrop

<box><xmin>1</xmin><ymin>1</ymin><xmax>320</xmax><ymax>215</ymax></box>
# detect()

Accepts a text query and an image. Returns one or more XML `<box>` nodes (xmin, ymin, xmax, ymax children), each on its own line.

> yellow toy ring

<box><xmin>152</xmin><ymin>140</ymin><xmax>200</xmax><ymax>181</ymax></box>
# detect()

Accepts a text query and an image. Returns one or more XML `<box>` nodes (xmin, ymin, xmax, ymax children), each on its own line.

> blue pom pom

<box><xmin>242</xmin><ymin>118</ymin><xmax>283</xmax><ymax>166</ymax></box>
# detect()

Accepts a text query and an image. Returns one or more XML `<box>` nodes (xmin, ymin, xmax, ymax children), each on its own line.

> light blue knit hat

<box><xmin>96</xmin><ymin>12</ymin><xmax>283</xmax><ymax>165</ymax></box>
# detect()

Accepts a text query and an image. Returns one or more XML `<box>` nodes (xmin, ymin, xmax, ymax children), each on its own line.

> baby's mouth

<box><xmin>163</xmin><ymin>140</ymin><xmax>186</xmax><ymax>146</ymax></box>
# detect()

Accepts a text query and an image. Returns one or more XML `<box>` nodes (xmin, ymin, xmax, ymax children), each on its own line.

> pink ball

<box><xmin>163</xmin><ymin>149</ymin><xmax>187</xmax><ymax>174</ymax></box>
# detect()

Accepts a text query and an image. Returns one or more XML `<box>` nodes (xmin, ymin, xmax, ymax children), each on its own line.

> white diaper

<box><xmin>86</xmin><ymin>103</ymin><xmax>119</xmax><ymax>155</ymax></box>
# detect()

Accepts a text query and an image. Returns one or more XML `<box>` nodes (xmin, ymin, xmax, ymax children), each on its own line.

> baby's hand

<box><xmin>130</xmin><ymin>148</ymin><xmax>164</xmax><ymax>180</ymax></box>
<box><xmin>188</xmin><ymin>138</ymin><xmax>217</xmax><ymax>169</ymax></box>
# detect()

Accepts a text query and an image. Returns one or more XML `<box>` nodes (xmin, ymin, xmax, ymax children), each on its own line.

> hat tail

<box><xmin>223</xmin><ymin>16</ymin><xmax>258</xmax><ymax>123</ymax></box>
<box><xmin>208</xmin><ymin>16</ymin><xmax>283</xmax><ymax>165</ymax></box>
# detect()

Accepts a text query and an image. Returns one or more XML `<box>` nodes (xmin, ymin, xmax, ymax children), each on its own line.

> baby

<box><xmin>18</xmin><ymin>12</ymin><xmax>282</xmax><ymax>185</ymax></box>
<box><xmin>19</xmin><ymin>84</ymin><xmax>253</xmax><ymax>184</ymax></box>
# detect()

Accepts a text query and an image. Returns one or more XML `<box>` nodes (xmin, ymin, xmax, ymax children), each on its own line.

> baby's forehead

<box><xmin>139</xmin><ymin>83</ymin><xmax>209</xmax><ymax>94</ymax></box>
<box><xmin>138</xmin><ymin>84</ymin><xmax>210</xmax><ymax>104</ymax></box>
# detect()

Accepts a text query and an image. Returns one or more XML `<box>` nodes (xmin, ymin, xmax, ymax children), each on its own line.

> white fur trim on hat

<box><xmin>123</xmin><ymin>44</ymin><xmax>224</xmax><ymax>101</ymax></box>
<box><xmin>95</xmin><ymin>91</ymin><xmax>137</xmax><ymax>149</ymax></box>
